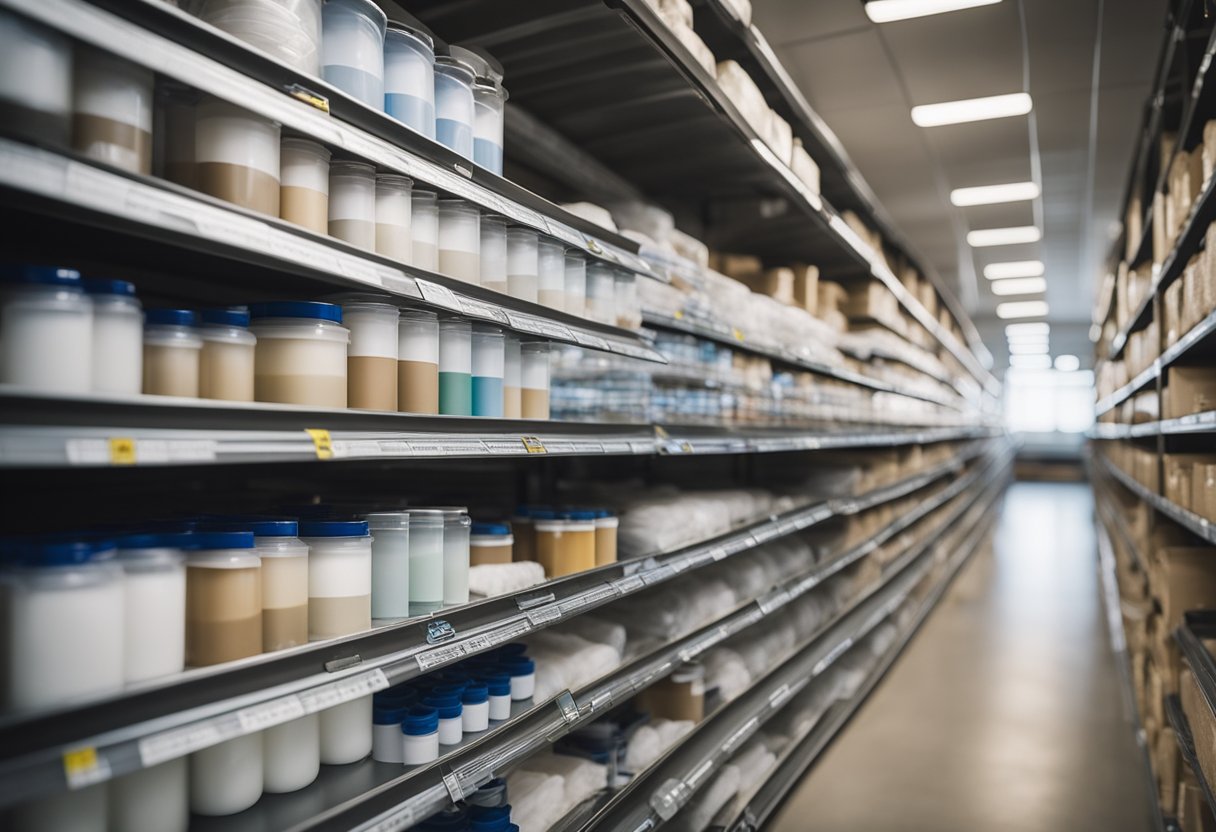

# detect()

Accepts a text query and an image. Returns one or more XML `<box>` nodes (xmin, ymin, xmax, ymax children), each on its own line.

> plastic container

<box><xmin>194</xmin><ymin>0</ymin><xmax>322</xmax><ymax>74</ymax></box>
<box><xmin>425</xmin><ymin>693</ymin><xmax>464</xmax><ymax>745</ymax></box>
<box><xmin>0</xmin><ymin>265</ymin><xmax>92</xmax><ymax>393</ymax></box>
<box><xmin>586</xmin><ymin>262</ymin><xmax>616</xmax><ymax>326</ymax></box>
<box><xmin>373</xmin><ymin>706</ymin><xmax>407</xmax><ymax>763</ymax></box>
<box><xmin>479</xmin><ymin>214</ymin><xmax>509</xmax><ymax>294</ymax></box>
<box><xmin>593</xmin><ymin>511</ymin><xmax>618</xmax><ymax>566</ymax></box>
<box><xmin>407</xmin><ymin>509</ymin><xmax>445</xmax><ymax>615</ymax></box>
<box><xmin>564</xmin><ymin>252</ymin><xmax>587</xmax><ymax>318</ymax></box>
<box><xmin>85</xmin><ymin>278</ymin><xmax>142</xmax><ymax>395</ymax></box>
<box><xmin>249</xmin><ymin>301</ymin><xmax>349</xmax><ymax>408</ymax></box>
<box><xmin>319</xmin><ymin>695</ymin><xmax>373</xmax><ymax>765</ymax></box>
<box><xmin>438</xmin><ymin>199</ymin><xmax>482</xmax><ymax>285</ymax></box>
<box><xmin>191</xmin><ymin>731</ymin><xmax>263</xmax><ymax>815</ymax></box>
<box><xmin>195</xmin><ymin>97</ymin><xmax>281</xmax><ymax>216</ymax></box>
<box><xmin>250</xmin><ymin>519</ymin><xmax>309</xmax><ymax>651</ymax></box>
<box><xmin>299</xmin><ymin>520</ymin><xmax>371</xmax><ymax>640</ymax></box>
<box><xmin>503</xmin><ymin>336</ymin><xmax>522</xmax><ymax>419</ymax></box>
<box><xmin>376</xmin><ymin>173</ymin><xmax>413</xmax><ymax>261</ymax></box>
<box><xmin>110</xmin><ymin>757</ymin><xmax>188</xmax><ymax>832</ymax></box>
<box><xmin>469</xmin><ymin>778</ymin><xmax>508</xmax><ymax>808</ymax></box>
<box><xmin>505</xmin><ymin>227</ymin><xmax>539</xmax><ymax>303</ymax></box>
<box><xmin>185</xmin><ymin>531</ymin><xmax>262</xmax><ymax>667</ymax></box>
<box><xmin>384</xmin><ymin>23</ymin><xmax>435</xmax><ymax>137</ymax></box>
<box><xmin>461</xmin><ymin>683</ymin><xmax>490</xmax><ymax>733</ymax></box>
<box><xmin>472</xmin><ymin>79</ymin><xmax>507</xmax><ymax>175</ymax></box>
<box><xmin>2</xmin><ymin>538</ymin><xmax>124</xmax><ymax>709</ymax></box>
<box><xmin>279</xmin><ymin>137</ymin><xmax>331</xmax><ymax>234</ymax></box>
<box><xmin>160</xmin><ymin>85</ymin><xmax>198</xmax><ymax>189</ymax></box>
<box><xmin>470</xmin><ymin>523</ymin><xmax>513</xmax><ymax>565</ymax></box>
<box><xmin>615</xmin><ymin>272</ymin><xmax>640</xmax><ymax>329</ymax></box>
<box><xmin>199</xmin><ymin>307</ymin><xmax>257</xmax><ymax>402</ymax></box>
<box><xmin>438</xmin><ymin>318</ymin><xmax>473</xmax><ymax>416</ymax></box>
<box><xmin>264</xmin><ymin>712</ymin><xmax>320</xmax><ymax>793</ymax></box>
<box><xmin>342</xmin><ymin>298</ymin><xmax>399</xmax><ymax>411</ymax></box>
<box><xmin>510</xmin><ymin>507</ymin><xmax>537</xmax><ymax>562</ymax></box>
<box><xmin>520</xmin><ymin>341</ymin><xmax>550</xmax><ymax>420</ymax></box>
<box><xmin>482</xmin><ymin>673</ymin><xmax>512</xmax><ymax>720</ymax></box>
<box><xmin>557</xmin><ymin>512</ymin><xmax>597</xmax><ymax>576</ymax></box>
<box><xmin>329</xmin><ymin>159</ymin><xmax>377</xmax><ymax>250</ymax></box>
<box><xmin>433</xmin><ymin>55</ymin><xmax>475</xmax><ymax>159</ymax></box>
<box><xmin>638</xmin><ymin>661</ymin><xmax>705</xmax><ymax>722</ymax></box>
<box><xmin>472</xmin><ymin>325</ymin><xmax>505</xmax><ymax>417</ymax></box>
<box><xmin>411</xmin><ymin>189</ymin><xmax>439</xmax><ymax>271</ymax></box>
<box><xmin>366</xmin><ymin>511</ymin><xmax>410</xmax><ymax>619</ymax></box>
<box><xmin>73</xmin><ymin>47</ymin><xmax>154</xmax><ymax>174</ymax></box>
<box><xmin>321</xmin><ymin>0</ymin><xmax>386</xmax><ymax>109</ymax></box>
<box><xmin>537</xmin><ymin>237</ymin><xmax>566</xmax><ymax>312</ymax></box>
<box><xmin>469</xmin><ymin>806</ymin><xmax>512</xmax><ymax>832</ymax></box>
<box><xmin>144</xmin><ymin>309</ymin><xmax>202</xmax><ymax>398</ymax></box>
<box><xmin>402</xmin><ymin>706</ymin><xmax>440</xmax><ymax>765</ymax></box>
<box><xmin>441</xmin><ymin>507</ymin><xmax>472</xmax><ymax>606</ymax></box>
<box><xmin>398</xmin><ymin>308</ymin><xmax>439</xmax><ymax>414</ymax></box>
<box><xmin>0</xmin><ymin>9</ymin><xmax>72</xmax><ymax>146</ymax></box>
<box><xmin>501</xmin><ymin>657</ymin><xmax>535</xmax><ymax>701</ymax></box>
<box><xmin>114</xmin><ymin>534</ymin><xmax>187</xmax><ymax>683</ymax></box>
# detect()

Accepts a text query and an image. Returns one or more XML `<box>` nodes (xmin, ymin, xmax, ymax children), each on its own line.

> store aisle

<box><xmin>766</xmin><ymin>481</ymin><xmax>1153</xmax><ymax>832</ymax></box>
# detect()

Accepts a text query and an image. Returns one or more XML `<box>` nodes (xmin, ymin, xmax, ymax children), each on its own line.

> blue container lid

<box><xmin>471</xmin><ymin>522</ymin><xmax>511</xmax><ymax>536</ymax></box>
<box><xmin>401</xmin><ymin>705</ymin><xmax>439</xmax><ymax>736</ymax></box>
<box><xmin>83</xmin><ymin>278</ymin><xmax>136</xmax><ymax>297</ymax></box>
<box><xmin>590</xmin><ymin>509</ymin><xmax>613</xmax><ymax>519</ymax></box>
<box><xmin>1</xmin><ymin>536</ymin><xmax>115</xmax><ymax>567</ymax></box>
<box><xmin>431</xmin><ymin>681</ymin><xmax>467</xmax><ymax>697</ymax></box>
<box><xmin>417</xmin><ymin>807</ymin><xmax>469</xmax><ymax>831</ymax></box>
<box><xmin>461</xmin><ymin>683</ymin><xmax>488</xmax><ymax>705</ymax></box>
<box><xmin>298</xmin><ymin>520</ymin><xmax>369</xmax><ymax>538</ymax></box>
<box><xmin>1</xmin><ymin>264</ymin><xmax>81</xmax><ymax>286</ymax></box>
<box><xmin>189</xmin><ymin>531</ymin><xmax>255</xmax><ymax>550</ymax></box>
<box><xmin>500</xmin><ymin>658</ymin><xmax>534</xmax><ymax>676</ymax></box>
<box><xmin>373</xmin><ymin>706</ymin><xmax>407</xmax><ymax>725</ymax></box>
<box><xmin>201</xmin><ymin>307</ymin><xmax>251</xmax><ymax>328</ymax></box>
<box><xmin>478</xmin><ymin>673</ymin><xmax>511</xmax><ymax>696</ymax></box>
<box><xmin>114</xmin><ymin>532</ymin><xmax>191</xmax><ymax>550</ymax></box>
<box><xmin>422</xmin><ymin>694</ymin><xmax>462</xmax><ymax>720</ymax></box>
<box><xmin>374</xmin><ymin>687</ymin><xmax>417</xmax><ymax>706</ymax></box>
<box><xmin>529</xmin><ymin>509</ymin><xmax>557</xmax><ymax>521</ymax></box>
<box><xmin>244</xmin><ymin>519</ymin><xmax>299</xmax><ymax>538</ymax></box>
<box><xmin>469</xmin><ymin>805</ymin><xmax>511</xmax><ymax>832</ymax></box>
<box><xmin>560</xmin><ymin>509</ymin><xmax>597</xmax><ymax>521</ymax></box>
<box><xmin>494</xmin><ymin>643</ymin><xmax>528</xmax><ymax>659</ymax></box>
<box><xmin>145</xmin><ymin>308</ymin><xmax>196</xmax><ymax>327</ymax></box>
<box><xmin>248</xmin><ymin>301</ymin><xmax>342</xmax><ymax>324</ymax></box>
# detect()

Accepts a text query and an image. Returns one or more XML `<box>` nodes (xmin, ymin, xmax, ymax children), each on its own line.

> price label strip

<box><xmin>62</xmin><ymin>746</ymin><xmax>112</xmax><ymax>790</ymax></box>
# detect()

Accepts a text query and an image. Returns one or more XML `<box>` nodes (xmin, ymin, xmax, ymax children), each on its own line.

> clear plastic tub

<box><xmin>194</xmin><ymin>0</ymin><xmax>322</xmax><ymax>74</ymax></box>
<box><xmin>472</xmin><ymin>79</ymin><xmax>507</xmax><ymax>175</ymax></box>
<box><xmin>564</xmin><ymin>252</ymin><xmax>587</xmax><ymax>318</ymax></box>
<box><xmin>341</xmin><ymin>297</ymin><xmax>399</xmax><ymax>411</ymax></box>
<box><xmin>185</xmin><ymin>532</ymin><xmax>262</xmax><ymax>667</ymax></box>
<box><xmin>537</xmin><ymin>237</ymin><xmax>566</xmax><ymax>312</ymax></box>
<box><xmin>329</xmin><ymin>159</ymin><xmax>376</xmax><ymax>250</ymax></box>
<box><xmin>441</xmin><ymin>507</ymin><xmax>472</xmax><ymax>606</ymax></box>
<box><xmin>250</xmin><ymin>520</ymin><xmax>309</xmax><ymax>651</ymax></box>
<box><xmin>1</xmin><ymin>265</ymin><xmax>92</xmax><ymax>393</ymax></box>
<box><xmin>114</xmin><ymin>533</ymin><xmax>187</xmax><ymax>683</ymax></box>
<box><xmin>480</xmin><ymin>214</ymin><xmax>509</xmax><ymax>294</ymax></box>
<box><xmin>299</xmin><ymin>520</ymin><xmax>371</xmax><ymax>639</ymax></box>
<box><xmin>143</xmin><ymin>309</ymin><xmax>202</xmax><ymax>398</ymax></box>
<box><xmin>503</xmin><ymin>335</ymin><xmax>521</xmax><ymax>419</ymax></box>
<box><xmin>506</xmin><ymin>227</ymin><xmax>539</xmax><ymax>303</ymax></box>
<box><xmin>438</xmin><ymin>318</ymin><xmax>473</xmax><ymax>416</ymax></box>
<box><xmin>366</xmin><ymin>511</ymin><xmax>410</xmax><ymax>619</ymax></box>
<box><xmin>384</xmin><ymin>23</ymin><xmax>435</xmax><ymax>138</ymax></box>
<box><xmin>249</xmin><ymin>301</ymin><xmax>349</xmax><ymax>408</ymax></box>
<box><xmin>376</xmin><ymin>173</ymin><xmax>413</xmax><ymax>261</ymax></box>
<box><xmin>72</xmin><ymin>47</ymin><xmax>154</xmax><ymax>174</ymax></box>
<box><xmin>320</xmin><ymin>0</ymin><xmax>386</xmax><ymax>108</ymax></box>
<box><xmin>521</xmin><ymin>341</ymin><xmax>550</xmax><ymax>420</ymax></box>
<box><xmin>398</xmin><ymin>308</ymin><xmax>439</xmax><ymax>413</ymax></box>
<box><xmin>0</xmin><ymin>9</ymin><xmax>72</xmax><ymax>146</ymax></box>
<box><xmin>85</xmin><ymin>278</ymin><xmax>142</xmax><ymax>395</ymax></box>
<box><xmin>411</xmin><ymin>189</ymin><xmax>439</xmax><ymax>271</ymax></box>
<box><xmin>586</xmin><ymin>262</ymin><xmax>617</xmax><ymax>326</ymax></box>
<box><xmin>199</xmin><ymin>307</ymin><xmax>256</xmax><ymax>402</ymax></box>
<box><xmin>615</xmin><ymin>272</ymin><xmax>641</xmax><ymax>329</ymax></box>
<box><xmin>195</xmin><ymin>97</ymin><xmax>281</xmax><ymax>216</ymax></box>
<box><xmin>407</xmin><ymin>509</ymin><xmax>445</xmax><ymax>615</ymax></box>
<box><xmin>279</xmin><ymin>137</ymin><xmax>330</xmax><ymax>234</ymax></box>
<box><xmin>438</xmin><ymin>199</ymin><xmax>481</xmax><ymax>284</ymax></box>
<box><xmin>472</xmin><ymin>325</ymin><xmax>505</xmax><ymax>418</ymax></box>
<box><xmin>434</xmin><ymin>55</ymin><xmax>475</xmax><ymax>159</ymax></box>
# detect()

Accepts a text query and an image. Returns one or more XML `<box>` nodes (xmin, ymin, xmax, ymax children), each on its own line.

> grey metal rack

<box><xmin>1090</xmin><ymin>410</ymin><xmax>1216</xmax><ymax>439</ymax></box>
<box><xmin>1095</xmin><ymin>308</ymin><xmax>1216</xmax><ymax>417</ymax></box>
<box><xmin>1174</xmin><ymin>611</ymin><xmax>1216</xmax><ymax>826</ymax></box>
<box><xmin>1100</xmin><ymin>456</ymin><xmax>1216</xmax><ymax>544</ymax></box>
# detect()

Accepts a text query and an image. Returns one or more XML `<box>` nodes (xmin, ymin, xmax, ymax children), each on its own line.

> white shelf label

<box><xmin>139</xmin><ymin>717</ymin><xmax>233</xmax><ymax>768</ymax></box>
<box><xmin>612</xmin><ymin>575</ymin><xmax>645</xmax><ymax>595</ymax></box>
<box><xmin>527</xmin><ymin>605</ymin><xmax>562</xmax><ymax>626</ymax></box>
<box><xmin>236</xmin><ymin>695</ymin><xmax>307</xmax><ymax>734</ymax></box>
<box><xmin>458</xmin><ymin>296</ymin><xmax>510</xmax><ymax>324</ymax></box>
<box><xmin>571</xmin><ymin>330</ymin><xmax>612</xmax><ymax>350</ymax></box>
<box><xmin>299</xmin><ymin>669</ymin><xmax>389</xmax><ymax>714</ymax></box>
<box><xmin>415</xmin><ymin>279</ymin><xmax>462</xmax><ymax>311</ymax></box>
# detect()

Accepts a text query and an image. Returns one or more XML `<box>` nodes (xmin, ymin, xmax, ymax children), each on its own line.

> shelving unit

<box><xmin>1175</xmin><ymin>612</ymin><xmax>1216</xmax><ymax>824</ymax></box>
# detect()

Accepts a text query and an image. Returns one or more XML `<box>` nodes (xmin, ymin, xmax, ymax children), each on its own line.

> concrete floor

<box><xmin>766</xmin><ymin>481</ymin><xmax>1154</xmax><ymax>832</ymax></box>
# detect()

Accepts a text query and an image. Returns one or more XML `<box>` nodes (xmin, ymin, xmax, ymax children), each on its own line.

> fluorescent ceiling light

<box><xmin>911</xmin><ymin>92</ymin><xmax>1032</xmax><ymax>127</ymax></box>
<box><xmin>950</xmin><ymin>181</ymin><xmax>1040</xmax><ymax>207</ymax></box>
<box><xmin>1009</xmin><ymin>341</ymin><xmax>1048</xmax><ymax>355</ymax></box>
<box><xmin>984</xmin><ymin>260</ymin><xmax>1044</xmax><ymax>280</ymax></box>
<box><xmin>1010</xmin><ymin>354</ymin><xmax>1052</xmax><ymax>370</ymax></box>
<box><xmin>865</xmin><ymin>0</ymin><xmax>1001</xmax><ymax>23</ymax></box>
<box><xmin>990</xmin><ymin>276</ymin><xmax>1047</xmax><ymax>296</ymax></box>
<box><xmin>1054</xmin><ymin>354</ymin><xmax>1081</xmax><ymax>372</ymax></box>
<box><xmin>997</xmin><ymin>300</ymin><xmax>1049</xmax><ymax>319</ymax></box>
<box><xmin>1005</xmin><ymin>322</ymin><xmax>1049</xmax><ymax>336</ymax></box>
<box><xmin>967</xmin><ymin>226</ymin><xmax>1041</xmax><ymax>247</ymax></box>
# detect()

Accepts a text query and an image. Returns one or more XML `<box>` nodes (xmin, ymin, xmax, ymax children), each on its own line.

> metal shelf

<box><xmin>0</xmin><ymin>442</ymin><xmax>998</xmax><ymax>809</ymax></box>
<box><xmin>1165</xmin><ymin>694</ymin><xmax>1216</xmax><ymax>827</ymax></box>
<box><xmin>1095</xmin><ymin>308</ymin><xmax>1216</xmax><ymax>417</ymax></box>
<box><xmin>1094</xmin><ymin>486</ymin><xmax>1151</xmax><ymax>579</ymax></box>
<box><xmin>1090</xmin><ymin>411</ymin><xmax>1216</xmax><ymax>438</ymax></box>
<box><xmin>1100</xmin><ymin>456</ymin><xmax>1216</xmax><ymax>544</ymax></box>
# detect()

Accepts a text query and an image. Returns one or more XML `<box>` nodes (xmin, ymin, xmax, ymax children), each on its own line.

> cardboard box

<box><xmin>789</xmin><ymin>263</ymin><xmax>819</xmax><ymax>314</ymax></box>
<box><xmin>842</xmin><ymin>280</ymin><xmax>898</xmax><ymax>322</ymax></box>
<box><xmin>1178</xmin><ymin>779</ymin><xmax>1216</xmax><ymax>832</ymax></box>
<box><xmin>709</xmin><ymin>252</ymin><xmax>762</xmax><ymax>278</ymax></box>
<box><xmin>1181</xmin><ymin>666</ymin><xmax>1216</xmax><ymax>805</ymax></box>
<box><xmin>1195</xmin><ymin>464</ymin><xmax>1216</xmax><ymax>522</ymax></box>
<box><xmin>1204</xmin><ymin>119</ymin><xmax>1216</xmax><ymax>185</ymax></box>
<box><xmin>1165</xmin><ymin>367</ymin><xmax>1216</xmax><ymax>418</ymax></box>
<box><xmin>917</xmin><ymin>280</ymin><xmax>938</xmax><ymax>318</ymax></box>
<box><xmin>1156</xmin><ymin>725</ymin><xmax>1180</xmax><ymax>815</ymax></box>
<box><xmin>731</xmin><ymin>267</ymin><xmax>795</xmax><ymax>305</ymax></box>
<box><xmin>1126</xmin><ymin>193</ymin><xmax>1144</xmax><ymax>262</ymax></box>
<box><xmin>1154</xmin><ymin>189</ymin><xmax>1169</xmax><ymax>267</ymax></box>
<box><xmin>1153</xmin><ymin>547</ymin><xmax>1216</xmax><ymax>631</ymax></box>
<box><xmin>1163</xmin><ymin>454</ymin><xmax>1216</xmax><ymax>512</ymax></box>
<box><xmin>1165</xmin><ymin>274</ymin><xmax>1185</xmax><ymax>346</ymax></box>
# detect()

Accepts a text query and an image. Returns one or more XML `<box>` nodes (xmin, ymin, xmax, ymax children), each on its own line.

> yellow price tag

<box><xmin>286</xmin><ymin>84</ymin><xmax>330</xmax><ymax>113</ymax></box>
<box><xmin>732</xmin><ymin>328</ymin><xmax>745</xmax><ymax>342</ymax></box>
<box><xmin>521</xmin><ymin>436</ymin><xmax>546</xmax><ymax>454</ymax></box>
<box><xmin>108</xmin><ymin>438</ymin><xmax>136</xmax><ymax>465</ymax></box>
<box><xmin>62</xmin><ymin>746</ymin><xmax>102</xmax><ymax>787</ymax></box>
<box><xmin>306</xmin><ymin>428</ymin><xmax>334</xmax><ymax>460</ymax></box>
<box><xmin>674</xmin><ymin>309</ymin><xmax>685</xmax><ymax>320</ymax></box>
<box><xmin>655</xmin><ymin>425</ymin><xmax>670</xmax><ymax>440</ymax></box>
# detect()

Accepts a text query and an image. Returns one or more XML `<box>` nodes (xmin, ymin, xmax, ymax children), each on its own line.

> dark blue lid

<box><xmin>461</xmin><ymin>683</ymin><xmax>488</xmax><ymax>704</ymax></box>
<box><xmin>246</xmin><ymin>519</ymin><xmax>299</xmax><ymax>537</ymax></box>
<box><xmin>529</xmin><ymin>509</ymin><xmax>557</xmax><ymax>520</ymax></box>
<box><xmin>375</xmin><ymin>687</ymin><xmax>418</xmax><ymax>706</ymax></box>
<box><xmin>83</xmin><ymin>278</ymin><xmax>136</xmax><ymax>297</ymax></box>
<box><xmin>431</xmin><ymin>681</ymin><xmax>467</xmax><ymax>697</ymax></box>
<box><xmin>422</xmin><ymin>693</ymin><xmax>462</xmax><ymax>719</ymax></box>
<box><xmin>298</xmin><ymin>520</ymin><xmax>369</xmax><ymax>538</ymax></box>
<box><xmin>471</xmin><ymin>522</ymin><xmax>511</xmax><ymax>536</ymax></box>
<box><xmin>145</xmin><ymin>308</ymin><xmax>196</xmax><ymax>327</ymax></box>
<box><xmin>248</xmin><ymin>301</ymin><xmax>342</xmax><ymax>323</ymax></box>
<box><xmin>591</xmin><ymin>509</ymin><xmax>613</xmax><ymax>519</ymax></box>
<box><xmin>478</xmin><ymin>673</ymin><xmax>510</xmax><ymax>696</ymax></box>
<box><xmin>469</xmin><ymin>805</ymin><xmax>511</xmax><ymax>832</ymax></box>
<box><xmin>401</xmin><ymin>705</ymin><xmax>439</xmax><ymax>735</ymax></box>
<box><xmin>495</xmin><ymin>644</ymin><xmax>528</xmax><ymax>659</ymax></box>
<box><xmin>189</xmin><ymin>531</ymin><xmax>255</xmax><ymax>550</ymax></box>
<box><xmin>201</xmin><ymin>307</ymin><xmax>251</xmax><ymax>328</ymax></box>
<box><xmin>114</xmin><ymin>532</ymin><xmax>191</xmax><ymax>550</ymax></box>
<box><xmin>560</xmin><ymin>509</ymin><xmax>596</xmax><ymax>521</ymax></box>
<box><xmin>417</xmin><ymin>807</ymin><xmax>469</xmax><ymax>831</ymax></box>
<box><xmin>373</xmin><ymin>706</ymin><xmax>407</xmax><ymax>725</ymax></box>
<box><xmin>500</xmin><ymin>658</ymin><xmax>534</xmax><ymax>676</ymax></box>
<box><xmin>1</xmin><ymin>264</ymin><xmax>81</xmax><ymax>286</ymax></box>
<box><xmin>0</xmin><ymin>536</ymin><xmax>116</xmax><ymax>567</ymax></box>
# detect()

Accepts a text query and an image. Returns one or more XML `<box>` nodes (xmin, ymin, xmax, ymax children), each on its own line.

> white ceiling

<box><xmin>751</xmin><ymin>0</ymin><xmax>1166</xmax><ymax>369</ymax></box>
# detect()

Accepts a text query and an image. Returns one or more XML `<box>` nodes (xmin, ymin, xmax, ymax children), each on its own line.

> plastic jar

<box><xmin>263</xmin><ymin>711</ymin><xmax>320</xmax><ymax>793</ymax></box>
<box><xmin>479</xmin><ymin>215</ymin><xmax>509</xmax><ymax>294</ymax></box>
<box><xmin>299</xmin><ymin>520</ymin><xmax>371</xmax><ymax>639</ymax></box>
<box><xmin>434</xmin><ymin>55</ymin><xmax>475</xmax><ymax>159</ymax></box>
<box><xmin>402</xmin><ymin>706</ymin><xmax>440</xmax><ymax>765</ymax></box>
<box><xmin>482</xmin><ymin>673</ymin><xmax>512</xmax><ymax>720</ymax></box>
<box><xmin>555</xmin><ymin>512</ymin><xmax>596</xmax><ymax>576</ymax></box>
<box><xmin>191</xmin><ymin>730</ymin><xmax>263</xmax><ymax>815</ymax></box>
<box><xmin>503</xmin><ymin>336</ymin><xmax>522</xmax><ymax>419</ymax></box>
<box><xmin>501</xmin><ymin>658</ymin><xmax>535</xmax><ymax>701</ymax></box>
<box><xmin>472</xmin><ymin>79</ymin><xmax>507</xmax><ymax>175</ymax></box>
<box><xmin>279</xmin><ymin>137</ymin><xmax>331</xmax><ymax>234</ymax></box>
<box><xmin>376</xmin><ymin>173</ymin><xmax>413</xmax><ymax>261</ymax></box>
<box><xmin>586</xmin><ymin>262</ymin><xmax>617</xmax><ymax>326</ymax></box>
<box><xmin>0</xmin><ymin>265</ymin><xmax>92</xmax><ymax>393</ymax></box>
<box><xmin>425</xmin><ymin>693</ymin><xmax>464</xmax><ymax>745</ymax></box>
<box><xmin>2</xmin><ymin>538</ymin><xmax>124</xmax><ymax>709</ymax></box>
<box><xmin>461</xmin><ymin>683</ymin><xmax>490</xmax><ymax>733</ymax></box>
<box><xmin>366</xmin><ymin>511</ymin><xmax>411</xmax><ymax>620</ymax></box>
<box><xmin>506</xmin><ymin>227</ymin><xmax>539</xmax><ymax>303</ymax></box>
<box><xmin>85</xmin><ymin>278</ymin><xmax>142</xmax><ymax>395</ymax></box>
<box><xmin>195</xmin><ymin>0</ymin><xmax>322</xmax><ymax>74</ymax></box>
<box><xmin>411</xmin><ymin>189</ymin><xmax>440</xmax><ymax>271</ymax></box>
<box><xmin>407</xmin><ymin>509</ymin><xmax>445</xmax><ymax>615</ymax></box>
<box><xmin>615</xmin><ymin>272</ymin><xmax>641</xmax><ymax>329</ymax></box>
<box><xmin>398</xmin><ymin>308</ymin><xmax>439</xmax><ymax>414</ymax></box>
<box><xmin>469</xmin><ymin>778</ymin><xmax>508</xmax><ymax>808</ymax></box>
<box><xmin>532</xmin><ymin>513</ymin><xmax>560</xmax><ymax>577</ymax></box>
<box><xmin>0</xmin><ymin>9</ymin><xmax>72</xmax><ymax>146</ymax></box>
<box><xmin>469</xmin><ymin>806</ymin><xmax>512</xmax><ymax>832</ymax></box>
<box><xmin>640</xmin><ymin>661</ymin><xmax>705</xmax><ymax>722</ymax></box>
<box><xmin>114</xmin><ymin>533</ymin><xmax>187</xmax><ymax>683</ymax></box>
<box><xmin>250</xmin><ymin>520</ymin><xmax>309</xmax><ymax>651</ymax></box>
<box><xmin>470</xmin><ymin>523</ymin><xmax>513</xmax><ymax>565</ymax></box>
<box><xmin>593</xmin><ymin>511</ymin><xmax>618</xmax><ymax>566</ymax></box>
<box><xmin>321</xmin><ymin>0</ymin><xmax>386</xmax><ymax>109</ymax></box>
<box><xmin>195</xmin><ymin>97</ymin><xmax>281</xmax><ymax>216</ymax></box>
<box><xmin>537</xmin><ymin>237</ymin><xmax>566</xmax><ymax>312</ymax></box>
<box><xmin>249</xmin><ymin>301</ymin><xmax>349</xmax><ymax>408</ymax></box>
<box><xmin>384</xmin><ymin>23</ymin><xmax>435</xmax><ymax>137</ymax></box>
<box><xmin>438</xmin><ymin>318</ymin><xmax>473</xmax><ymax>416</ymax></box>
<box><xmin>72</xmin><ymin>47</ymin><xmax>153</xmax><ymax>175</ymax></box>
<box><xmin>342</xmin><ymin>298</ymin><xmax>400</xmax><ymax>411</ymax></box>
<box><xmin>110</xmin><ymin>757</ymin><xmax>188</xmax><ymax>832</ymax></box>
<box><xmin>564</xmin><ymin>252</ymin><xmax>587</xmax><ymax>318</ymax></box>
<box><xmin>521</xmin><ymin>341</ymin><xmax>550</xmax><ymax>420</ymax></box>
<box><xmin>185</xmin><ymin>532</ymin><xmax>262</xmax><ymax>667</ymax></box>
<box><xmin>143</xmin><ymin>309</ymin><xmax>202</xmax><ymax>398</ymax></box>
<box><xmin>510</xmin><ymin>507</ymin><xmax>536</xmax><ymax>562</ymax></box>
<box><xmin>472</xmin><ymin>325</ymin><xmax>505</xmax><ymax>418</ymax></box>
<box><xmin>438</xmin><ymin>199</ymin><xmax>482</xmax><ymax>284</ymax></box>
<box><xmin>319</xmin><ymin>694</ymin><xmax>373</xmax><ymax>765</ymax></box>
<box><xmin>199</xmin><ymin>307</ymin><xmax>257</xmax><ymax>402</ymax></box>
<box><xmin>373</xmin><ymin>706</ymin><xmax>406</xmax><ymax>762</ymax></box>
<box><xmin>160</xmin><ymin>85</ymin><xmax>198</xmax><ymax>189</ymax></box>
<box><xmin>441</xmin><ymin>507</ymin><xmax>472</xmax><ymax>606</ymax></box>
<box><xmin>329</xmin><ymin>159</ymin><xmax>377</xmax><ymax>250</ymax></box>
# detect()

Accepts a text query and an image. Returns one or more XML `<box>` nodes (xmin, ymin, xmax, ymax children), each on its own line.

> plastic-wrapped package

<box><xmin>669</xmin><ymin>764</ymin><xmax>741</xmax><ymax>832</ymax></box>
<box><xmin>622</xmin><ymin>717</ymin><xmax>695</xmax><ymax>773</ymax></box>
<box><xmin>505</xmin><ymin>769</ymin><xmax>565</xmax><ymax>832</ymax></box>
<box><xmin>517</xmin><ymin>752</ymin><xmax>608</xmax><ymax>816</ymax></box>
<box><xmin>732</xmin><ymin>742</ymin><xmax>777</xmax><ymax>793</ymax></box>
<box><xmin>527</xmin><ymin>631</ymin><xmax>622</xmax><ymax>701</ymax></box>
<box><xmin>562</xmin><ymin>615</ymin><xmax>627</xmax><ymax>658</ymax></box>
<box><xmin>703</xmin><ymin>647</ymin><xmax>751</xmax><ymax>703</ymax></box>
<box><xmin>468</xmin><ymin>561</ymin><xmax>546</xmax><ymax>597</ymax></box>
<box><xmin>653</xmin><ymin>717</ymin><xmax>695</xmax><ymax>752</ymax></box>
